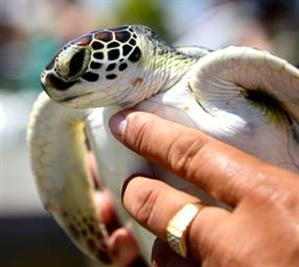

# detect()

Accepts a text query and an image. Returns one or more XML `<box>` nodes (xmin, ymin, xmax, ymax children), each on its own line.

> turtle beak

<box><xmin>40</xmin><ymin>71</ymin><xmax>49</xmax><ymax>94</ymax></box>
<box><xmin>41</xmin><ymin>72</ymin><xmax>77</xmax><ymax>92</ymax></box>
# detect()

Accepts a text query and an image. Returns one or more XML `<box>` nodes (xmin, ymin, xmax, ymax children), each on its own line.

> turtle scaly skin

<box><xmin>28</xmin><ymin>25</ymin><xmax>299</xmax><ymax>266</ymax></box>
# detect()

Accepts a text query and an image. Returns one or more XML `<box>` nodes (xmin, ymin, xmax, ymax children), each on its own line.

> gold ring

<box><xmin>166</xmin><ymin>202</ymin><xmax>204</xmax><ymax>258</ymax></box>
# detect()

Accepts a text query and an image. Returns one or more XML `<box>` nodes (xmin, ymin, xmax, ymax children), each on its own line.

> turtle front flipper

<box><xmin>28</xmin><ymin>92</ymin><xmax>114</xmax><ymax>266</ymax></box>
<box><xmin>188</xmin><ymin>46</ymin><xmax>299</xmax><ymax>172</ymax></box>
<box><xmin>190</xmin><ymin>46</ymin><xmax>299</xmax><ymax>123</ymax></box>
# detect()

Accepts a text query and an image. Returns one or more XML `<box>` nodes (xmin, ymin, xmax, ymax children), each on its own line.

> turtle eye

<box><xmin>69</xmin><ymin>49</ymin><xmax>86</xmax><ymax>77</ymax></box>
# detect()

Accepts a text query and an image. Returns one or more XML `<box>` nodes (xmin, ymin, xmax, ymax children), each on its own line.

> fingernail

<box><xmin>121</xmin><ymin>173</ymin><xmax>151</xmax><ymax>203</ymax></box>
<box><xmin>109</xmin><ymin>113</ymin><xmax>127</xmax><ymax>139</ymax></box>
<box><xmin>121</xmin><ymin>174</ymin><xmax>137</xmax><ymax>203</ymax></box>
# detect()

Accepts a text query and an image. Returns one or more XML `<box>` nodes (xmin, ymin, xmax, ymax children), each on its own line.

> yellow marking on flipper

<box><xmin>183</xmin><ymin>106</ymin><xmax>190</xmax><ymax>112</ymax></box>
<box><xmin>46</xmin><ymin>119</ymin><xmax>112</xmax><ymax>264</ymax></box>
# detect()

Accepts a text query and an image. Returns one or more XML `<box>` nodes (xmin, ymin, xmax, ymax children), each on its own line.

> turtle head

<box><xmin>41</xmin><ymin>25</ymin><xmax>171</xmax><ymax>108</ymax></box>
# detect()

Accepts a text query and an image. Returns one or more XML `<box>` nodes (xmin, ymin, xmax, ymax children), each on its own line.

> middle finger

<box><xmin>122</xmin><ymin>175</ymin><xmax>230</xmax><ymax>260</ymax></box>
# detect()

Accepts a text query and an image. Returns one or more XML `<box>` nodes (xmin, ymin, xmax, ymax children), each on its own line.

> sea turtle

<box><xmin>28</xmin><ymin>25</ymin><xmax>299</xmax><ymax>266</ymax></box>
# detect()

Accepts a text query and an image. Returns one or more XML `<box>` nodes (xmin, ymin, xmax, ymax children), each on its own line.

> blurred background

<box><xmin>1</xmin><ymin>0</ymin><xmax>298</xmax><ymax>266</ymax></box>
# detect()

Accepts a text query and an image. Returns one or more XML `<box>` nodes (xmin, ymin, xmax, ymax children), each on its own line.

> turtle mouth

<box><xmin>62</xmin><ymin>92</ymin><xmax>93</xmax><ymax>103</ymax></box>
<box><xmin>43</xmin><ymin>73</ymin><xmax>78</xmax><ymax>92</ymax></box>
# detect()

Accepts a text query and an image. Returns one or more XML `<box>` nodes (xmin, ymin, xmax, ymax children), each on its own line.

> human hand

<box><xmin>108</xmin><ymin>110</ymin><xmax>299</xmax><ymax>267</ymax></box>
<box><xmin>88</xmin><ymin>153</ymin><xmax>143</xmax><ymax>267</ymax></box>
<box><xmin>90</xmin><ymin>151</ymin><xmax>192</xmax><ymax>267</ymax></box>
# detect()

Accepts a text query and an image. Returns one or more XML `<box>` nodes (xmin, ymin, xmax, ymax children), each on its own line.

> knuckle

<box><xmin>277</xmin><ymin>191</ymin><xmax>298</xmax><ymax>212</ymax></box>
<box><xmin>242</xmin><ymin>177</ymin><xmax>296</xmax><ymax>211</ymax></box>
<box><xmin>130</xmin><ymin>180</ymin><xmax>160</xmax><ymax>227</ymax></box>
<box><xmin>167</xmin><ymin>133</ymin><xmax>208</xmax><ymax>180</ymax></box>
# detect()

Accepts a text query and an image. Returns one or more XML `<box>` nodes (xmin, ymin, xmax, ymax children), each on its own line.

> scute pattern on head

<box><xmin>41</xmin><ymin>25</ymin><xmax>144</xmax><ymax>95</ymax></box>
<box><xmin>106</xmin><ymin>63</ymin><xmax>116</xmax><ymax>71</ymax></box>
<box><xmin>107</xmin><ymin>41</ymin><xmax>120</xmax><ymax>48</ymax></box>
<box><xmin>128</xmin><ymin>47</ymin><xmax>141</xmax><ymax>63</ymax></box>
<box><xmin>93</xmin><ymin>52</ymin><xmax>104</xmax><ymax>60</ymax></box>
<box><xmin>71</xmin><ymin>34</ymin><xmax>93</xmax><ymax>46</ymax></box>
<box><xmin>91</xmin><ymin>41</ymin><xmax>104</xmax><ymax>50</ymax></box>
<box><xmin>119</xmin><ymin>62</ymin><xmax>128</xmax><ymax>71</ymax></box>
<box><xmin>122</xmin><ymin>44</ymin><xmax>132</xmax><ymax>56</ymax></box>
<box><xmin>90</xmin><ymin>62</ymin><xmax>102</xmax><ymax>70</ymax></box>
<box><xmin>106</xmin><ymin>74</ymin><xmax>117</xmax><ymax>80</ymax></box>
<box><xmin>81</xmin><ymin>71</ymin><xmax>99</xmax><ymax>82</ymax></box>
<box><xmin>84</xmin><ymin>25</ymin><xmax>142</xmax><ymax>81</ymax></box>
<box><xmin>115</xmin><ymin>31</ymin><xmax>131</xmax><ymax>42</ymax></box>
<box><xmin>94</xmin><ymin>31</ymin><xmax>113</xmax><ymax>42</ymax></box>
<box><xmin>108</xmin><ymin>49</ymin><xmax>120</xmax><ymax>60</ymax></box>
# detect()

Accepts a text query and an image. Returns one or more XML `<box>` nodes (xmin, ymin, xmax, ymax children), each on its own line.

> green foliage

<box><xmin>114</xmin><ymin>0</ymin><xmax>172</xmax><ymax>41</ymax></box>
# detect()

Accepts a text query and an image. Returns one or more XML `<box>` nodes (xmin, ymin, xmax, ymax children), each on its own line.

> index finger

<box><xmin>109</xmin><ymin>111</ymin><xmax>294</xmax><ymax>206</ymax></box>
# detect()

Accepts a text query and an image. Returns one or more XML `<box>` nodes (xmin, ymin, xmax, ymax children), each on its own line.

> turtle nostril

<box><xmin>69</xmin><ymin>49</ymin><xmax>86</xmax><ymax>77</ymax></box>
<box><xmin>45</xmin><ymin>56</ymin><xmax>56</xmax><ymax>70</ymax></box>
